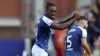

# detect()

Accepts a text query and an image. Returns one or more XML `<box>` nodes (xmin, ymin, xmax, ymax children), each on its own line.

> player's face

<box><xmin>46</xmin><ymin>6</ymin><xmax>56</xmax><ymax>19</ymax></box>
<box><xmin>83</xmin><ymin>20</ymin><xmax>88</xmax><ymax>29</ymax></box>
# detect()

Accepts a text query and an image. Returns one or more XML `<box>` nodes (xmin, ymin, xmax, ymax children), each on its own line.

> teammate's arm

<box><xmin>57</xmin><ymin>12</ymin><xmax>80</xmax><ymax>24</ymax></box>
<box><xmin>56</xmin><ymin>14</ymin><xmax>75</xmax><ymax>23</ymax></box>
<box><xmin>50</xmin><ymin>13</ymin><xmax>80</xmax><ymax>30</ymax></box>
<box><xmin>81</xmin><ymin>38</ymin><xmax>93</xmax><ymax>56</ymax></box>
<box><xmin>57</xmin><ymin>11</ymin><xmax>79</xmax><ymax>23</ymax></box>
<box><xmin>50</xmin><ymin>18</ymin><xmax>76</xmax><ymax>30</ymax></box>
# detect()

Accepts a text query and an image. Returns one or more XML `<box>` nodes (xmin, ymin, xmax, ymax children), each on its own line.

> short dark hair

<box><xmin>46</xmin><ymin>2</ymin><xmax>55</xmax><ymax>10</ymax></box>
<box><xmin>77</xmin><ymin>16</ymin><xmax>88</xmax><ymax>22</ymax></box>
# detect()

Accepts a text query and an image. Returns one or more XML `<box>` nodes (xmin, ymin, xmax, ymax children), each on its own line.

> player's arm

<box><xmin>57</xmin><ymin>12</ymin><xmax>79</xmax><ymax>23</ymax></box>
<box><xmin>50</xmin><ymin>13</ymin><xmax>80</xmax><ymax>30</ymax></box>
<box><xmin>42</xmin><ymin>15</ymin><xmax>76</xmax><ymax>30</ymax></box>
<box><xmin>81</xmin><ymin>38</ymin><xmax>92</xmax><ymax>56</ymax></box>
<box><xmin>56</xmin><ymin>14</ymin><xmax>75</xmax><ymax>23</ymax></box>
<box><xmin>81</xmin><ymin>29</ymin><xmax>93</xmax><ymax>56</ymax></box>
<box><xmin>50</xmin><ymin>18</ymin><xmax>76</xmax><ymax>30</ymax></box>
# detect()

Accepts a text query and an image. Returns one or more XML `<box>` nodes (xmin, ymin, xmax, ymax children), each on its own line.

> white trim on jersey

<box><xmin>42</xmin><ymin>16</ymin><xmax>53</xmax><ymax>26</ymax></box>
<box><xmin>78</xmin><ymin>26</ymin><xmax>87</xmax><ymax>38</ymax></box>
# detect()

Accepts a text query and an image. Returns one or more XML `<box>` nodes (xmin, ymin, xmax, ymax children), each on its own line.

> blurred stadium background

<box><xmin>0</xmin><ymin>0</ymin><xmax>100</xmax><ymax>56</ymax></box>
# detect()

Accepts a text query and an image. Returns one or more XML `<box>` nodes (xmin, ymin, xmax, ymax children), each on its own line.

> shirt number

<box><xmin>67</xmin><ymin>35</ymin><xmax>72</xmax><ymax>48</ymax></box>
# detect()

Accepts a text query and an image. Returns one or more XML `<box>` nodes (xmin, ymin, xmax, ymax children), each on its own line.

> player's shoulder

<box><xmin>42</xmin><ymin>15</ymin><xmax>53</xmax><ymax>22</ymax></box>
<box><xmin>38</xmin><ymin>15</ymin><xmax>49</xmax><ymax>24</ymax></box>
<box><xmin>77</xmin><ymin>26</ymin><xmax>87</xmax><ymax>33</ymax></box>
<box><xmin>41</xmin><ymin>14</ymin><xmax>53</xmax><ymax>26</ymax></box>
<box><xmin>38</xmin><ymin>14</ymin><xmax>53</xmax><ymax>27</ymax></box>
<box><xmin>77</xmin><ymin>26</ymin><xmax>87</xmax><ymax>38</ymax></box>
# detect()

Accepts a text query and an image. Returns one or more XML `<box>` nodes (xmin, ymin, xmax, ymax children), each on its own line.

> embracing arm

<box><xmin>50</xmin><ymin>18</ymin><xmax>76</xmax><ymax>30</ymax></box>
<box><xmin>56</xmin><ymin>13</ymin><xmax>75</xmax><ymax>23</ymax></box>
<box><xmin>50</xmin><ymin>12</ymin><xmax>80</xmax><ymax>30</ymax></box>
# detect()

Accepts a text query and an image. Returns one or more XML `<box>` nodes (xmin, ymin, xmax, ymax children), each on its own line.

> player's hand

<box><xmin>74</xmin><ymin>11</ymin><xmax>80</xmax><ymax>19</ymax></box>
<box><xmin>72</xmin><ymin>11</ymin><xmax>80</xmax><ymax>20</ymax></box>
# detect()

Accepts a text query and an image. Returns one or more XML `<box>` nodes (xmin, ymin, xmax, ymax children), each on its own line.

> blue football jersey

<box><xmin>66</xmin><ymin>25</ymin><xmax>87</xmax><ymax>56</ymax></box>
<box><xmin>35</xmin><ymin>14</ymin><xmax>53</xmax><ymax>52</ymax></box>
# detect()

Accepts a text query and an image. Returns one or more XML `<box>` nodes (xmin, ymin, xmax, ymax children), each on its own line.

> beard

<box><xmin>83</xmin><ymin>26</ymin><xmax>88</xmax><ymax>29</ymax></box>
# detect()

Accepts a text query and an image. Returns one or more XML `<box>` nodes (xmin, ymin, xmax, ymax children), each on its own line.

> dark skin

<box><xmin>46</xmin><ymin>6</ymin><xmax>80</xmax><ymax>30</ymax></box>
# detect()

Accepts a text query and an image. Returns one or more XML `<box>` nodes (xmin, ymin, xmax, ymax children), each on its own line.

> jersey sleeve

<box><xmin>81</xmin><ymin>29</ymin><xmax>87</xmax><ymax>38</ymax></box>
<box><xmin>42</xmin><ymin>16</ymin><xmax>54</xmax><ymax>26</ymax></box>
